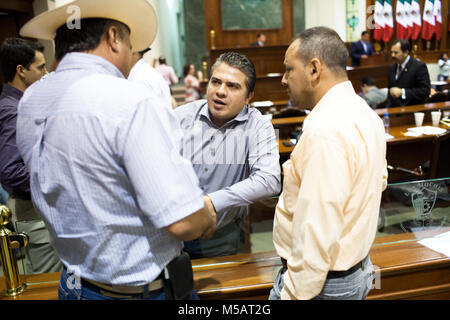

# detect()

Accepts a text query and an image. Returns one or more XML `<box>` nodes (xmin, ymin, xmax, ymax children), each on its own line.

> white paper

<box><xmin>252</xmin><ymin>101</ymin><xmax>274</xmax><ymax>108</ymax></box>
<box><xmin>418</xmin><ymin>231</ymin><xmax>450</xmax><ymax>257</ymax></box>
<box><xmin>407</xmin><ymin>126</ymin><xmax>447</xmax><ymax>135</ymax></box>
<box><xmin>385</xmin><ymin>133</ymin><xmax>394</xmax><ymax>140</ymax></box>
<box><xmin>403</xmin><ymin>131</ymin><xmax>423</xmax><ymax>137</ymax></box>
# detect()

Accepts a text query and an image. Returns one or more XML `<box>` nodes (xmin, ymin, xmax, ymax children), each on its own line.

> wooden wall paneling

<box><xmin>203</xmin><ymin>0</ymin><xmax>294</xmax><ymax>50</ymax></box>
<box><xmin>0</xmin><ymin>0</ymin><xmax>33</xmax><ymax>13</ymax></box>
<box><xmin>209</xmin><ymin>45</ymin><xmax>288</xmax><ymax>76</ymax></box>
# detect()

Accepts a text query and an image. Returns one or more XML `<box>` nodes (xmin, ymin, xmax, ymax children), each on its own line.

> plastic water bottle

<box><xmin>383</xmin><ymin>113</ymin><xmax>390</xmax><ymax>133</ymax></box>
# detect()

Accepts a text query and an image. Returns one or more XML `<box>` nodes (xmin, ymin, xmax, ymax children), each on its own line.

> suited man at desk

<box><xmin>387</xmin><ymin>39</ymin><xmax>431</xmax><ymax>108</ymax></box>
<box><xmin>350</xmin><ymin>31</ymin><xmax>374</xmax><ymax>67</ymax></box>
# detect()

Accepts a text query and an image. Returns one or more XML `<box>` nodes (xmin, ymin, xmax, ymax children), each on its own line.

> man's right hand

<box><xmin>200</xmin><ymin>196</ymin><xmax>216</xmax><ymax>239</ymax></box>
<box><xmin>165</xmin><ymin>196</ymin><xmax>216</xmax><ymax>242</ymax></box>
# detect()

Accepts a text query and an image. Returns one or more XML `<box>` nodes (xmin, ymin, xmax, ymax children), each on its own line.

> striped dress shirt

<box><xmin>16</xmin><ymin>53</ymin><xmax>204</xmax><ymax>286</ymax></box>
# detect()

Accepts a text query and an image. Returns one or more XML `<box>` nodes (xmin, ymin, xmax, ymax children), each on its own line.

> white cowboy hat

<box><xmin>19</xmin><ymin>0</ymin><xmax>157</xmax><ymax>52</ymax></box>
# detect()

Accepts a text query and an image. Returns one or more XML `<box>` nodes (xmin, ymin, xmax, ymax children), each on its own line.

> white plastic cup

<box><xmin>431</xmin><ymin>111</ymin><xmax>441</xmax><ymax>126</ymax></box>
<box><xmin>414</xmin><ymin>112</ymin><xmax>424</xmax><ymax>127</ymax></box>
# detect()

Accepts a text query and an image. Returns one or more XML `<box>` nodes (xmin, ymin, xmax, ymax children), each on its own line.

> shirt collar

<box><xmin>56</xmin><ymin>52</ymin><xmax>125</xmax><ymax>78</ymax></box>
<box><xmin>311</xmin><ymin>80</ymin><xmax>355</xmax><ymax>114</ymax></box>
<box><xmin>199</xmin><ymin>101</ymin><xmax>250</xmax><ymax>127</ymax></box>
<box><xmin>399</xmin><ymin>55</ymin><xmax>411</xmax><ymax>69</ymax></box>
<box><xmin>0</xmin><ymin>83</ymin><xmax>23</xmax><ymax>101</ymax></box>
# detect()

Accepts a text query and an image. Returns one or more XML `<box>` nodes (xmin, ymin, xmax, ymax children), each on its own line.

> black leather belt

<box><xmin>280</xmin><ymin>257</ymin><xmax>364</xmax><ymax>279</ymax></box>
<box><xmin>327</xmin><ymin>260</ymin><xmax>364</xmax><ymax>279</ymax></box>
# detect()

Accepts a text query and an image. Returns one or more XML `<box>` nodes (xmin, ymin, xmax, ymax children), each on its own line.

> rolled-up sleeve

<box><xmin>120</xmin><ymin>98</ymin><xmax>204</xmax><ymax>228</ymax></box>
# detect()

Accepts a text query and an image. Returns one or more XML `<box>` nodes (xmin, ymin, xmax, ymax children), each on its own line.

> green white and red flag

<box><xmin>410</xmin><ymin>0</ymin><xmax>422</xmax><ymax>40</ymax></box>
<box><xmin>374</xmin><ymin>0</ymin><xmax>385</xmax><ymax>42</ymax></box>
<box><xmin>433</xmin><ymin>0</ymin><xmax>442</xmax><ymax>41</ymax></box>
<box><xmin>396</xmin><ymin>0</ymin><xmax>407</xmax><ymax>39</ymax></box>
<box><xmin>422</xmin><ymin>0</ymin><xmax>435</xmax><ymax>41</ymax></box>
<box><xmin>383</xmin><ymin>0</ymin><xmax>394</xmax><ymax>42</ymax></box>
<box><xmin>403</xmin><ymin>0</ymin><xmax>413</xmax><ymax>40</ymax></box>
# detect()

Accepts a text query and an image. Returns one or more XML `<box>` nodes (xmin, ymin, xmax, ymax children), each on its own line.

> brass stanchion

<box><xmin>374</xmin><ymin>41</ymin><xmax>381</xmax><ymax>54</ymax></box>
<box><xmin>412</xmin><ymin>44</ymin><xmax>418</xmax><ymax>59</ymax></box>
<box><xmin>0</xmin><ymin>205</ymin><xmax>29</xmax><ymax>297</ymax></box>
<box><xmin>202</xmin><ymin>61</ymin><xmax>208</xmax><ymax>82</ymax></box>
<box><xmin>210</xmin><ymin>29</ymin><xmax>216</xmax><ymax>50</ymax></box>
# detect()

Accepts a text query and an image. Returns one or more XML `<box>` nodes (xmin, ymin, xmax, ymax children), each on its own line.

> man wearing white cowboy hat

<box><xmin>16</xmin><ymin>0</ymin><xmax>216</xmax><ymax>300</ymax></box>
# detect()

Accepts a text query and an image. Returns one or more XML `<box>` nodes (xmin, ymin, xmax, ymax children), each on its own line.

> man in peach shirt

<box><xmin>270</xmin><ymin>27</ymin><xmax>388</xmax><ymax>300</ymax></box>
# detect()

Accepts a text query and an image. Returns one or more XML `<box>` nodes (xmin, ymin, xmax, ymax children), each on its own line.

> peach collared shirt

<box><xmin>273</xmin><ymin>81</ymin><xmax>388</xmax><ymax>300</ymax></box>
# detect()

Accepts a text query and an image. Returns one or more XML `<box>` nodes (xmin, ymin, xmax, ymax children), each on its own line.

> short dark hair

<box><xmin>54</xmin><ymin>18</ymin><xmax>130</xmax><ymax>61</ymax></box>
<box><xmin>183</xmin><ymin>63</ymin><xmax>192</xmax><ymax>77</ymax></box>
<box><xmin>392</xmin><ymin>39</ymin><xmax>410</xmax><ymax>53</ymax></box>
<box><xmin>211</xmin><ymin>52</ymin><xmax>256</xmax><ymax>98</ymax></box>
<box><xmin>159</xmin><ymin>57</ymin><xmax>166</xmax><ymax>65</ymax></box>
<box><xmin>0</xmin><ymin>38</ymin><xmax>44</xmax><ymax>82</ymax></box>
<box><xmin>293</xmin><ymin>26</ymin><xmax>348</xmax><ymax>76</ymax></box>
<box><xmin>361</xmin><ymin>76</ymin><xmax>376</xmax><ymax>87</ymax></box>
<box><xmin>361</xmin><ymin>31</ymin><xmax>369</xmax><ymax>37</ymax></box>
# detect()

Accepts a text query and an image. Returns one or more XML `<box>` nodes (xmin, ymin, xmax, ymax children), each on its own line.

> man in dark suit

<box><xmin>387</xmin><ymin>39</ymin><xmax>431</xmax><ymax>108</ymax></box>
<box><xmin>350</xmin><ymin>31</ymin><xmax>374</xmax><ymax>67</ymax></box>
<box><xmin>250</xmin><ymin>33</ymin><xmax>266</xmax><ymax>47</ymax></box>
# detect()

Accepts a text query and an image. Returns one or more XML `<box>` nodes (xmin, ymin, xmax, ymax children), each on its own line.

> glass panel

<box><xmin>192</xmin><ymin>178</ymin><xmax>450</xmax><ymax>266</ymax></box>
<box><xmin>375</xmin><ymin>177</ymin><xmax>450</xmax><ymax>245</ymax></box>
<box><xmin>221</xmin><ymin>0</ymin><xmax>282</xmax><ymax>30</ymax></box>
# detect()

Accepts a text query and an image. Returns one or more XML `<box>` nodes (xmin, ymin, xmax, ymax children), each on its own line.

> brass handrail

<box><xmin>0</xmin><ymin>205</ymin><xmax>28</xmax><ymax>296</ymax></box>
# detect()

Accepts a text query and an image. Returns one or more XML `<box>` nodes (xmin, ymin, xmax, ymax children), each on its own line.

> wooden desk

<box><xmin>1</xmin><ymin>230</ymin><xmax>449</xmax><ymax>300</ymax></box>
<box><xmin>277</xmin><ymin>121</ymin><xmax>449</xmax><ymax>183</ymax></box>
<box><xmin>278</xmin><ymin>123</ymin><xmax>449</xmax><ymax>153</ymax></box>
<box><xmin>194</xmin><ymin>229</ymin><xmax>450</xmax><ymax>300</ymax></box>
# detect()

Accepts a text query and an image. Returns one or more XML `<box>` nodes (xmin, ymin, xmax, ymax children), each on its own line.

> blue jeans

<box><xmin>58</xmin><ymin>266</ymin><xmax>199</xmax><ymax>300</ymax></box>
<box><xmin>269</xmin><ymin>255</ymin><xmax>374</xmax><ymax>300</ymax></box>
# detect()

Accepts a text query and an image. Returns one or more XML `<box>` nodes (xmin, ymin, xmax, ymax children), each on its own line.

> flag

<box><xmin>411</xmin><ymin>0</ymin><xmax>422</xmax><ymax>40</ymax></box>
<box><xmin>422</xmin><ymin>0</ymin><xmax>435</xmax><ymax>41</ymax></box>
<box><xmin>433</xmin><ymin>0</ymin><xmax>442</xmax><ymax>41</ymax></box>
<box><xmin>374</xmin><ymin>0</ymin><xmax>385</xmax><ymax>41</ymax></box>
<box><xmin>396</xmin><ymin>0</ymin><xmax>407</xmax><ymax>39</ymax></box>
<box><xmin>383</xmin><ymin>0</ymin><xmax>394</xmax><ymax>42</ymax></box>
<box><xmin>404</xmin><ymin>0</ymin><xmax>414</xmax><ymax>40</ymax></box>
